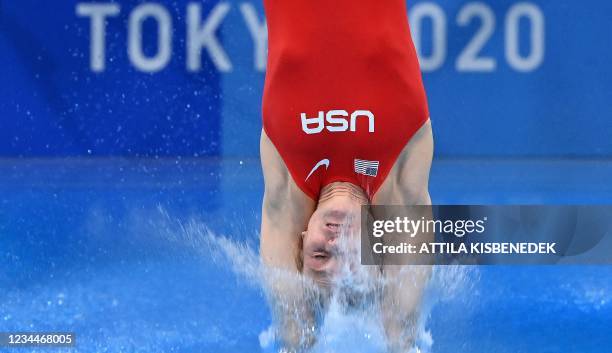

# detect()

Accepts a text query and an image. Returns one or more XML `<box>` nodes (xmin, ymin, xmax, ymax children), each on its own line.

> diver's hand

<box><xmin>263</xmin><ymin>269</ymin><xmax>318</xmax><ymax>352</ymax></box>
<box><xmin>277</xmin><ymin>314</ymin><xmax>316</xmax><ymax>353</ymax></box>
<box><xmin>382</xmin><ymin>310</ymin><xmax>418</xmax><ymax>353</ymax></box>
<box><xmin>381</xmin><ymin>266</ymin><xmax>431</xmax><ymax>353</ymax></box>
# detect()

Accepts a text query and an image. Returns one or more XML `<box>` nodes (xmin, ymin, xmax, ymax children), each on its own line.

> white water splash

<box><xmin>152</xmin><ymin>208</ymin><xmax>477</xmax><ymax>353</ymax></box>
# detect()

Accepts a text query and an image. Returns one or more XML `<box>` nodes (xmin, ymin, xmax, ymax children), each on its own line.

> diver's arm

<box><xmin>373</xmin><ymin>119</ymin><xmax>434</xmax><ymax>352</ymax></box>
<box><xmin>260</xmin><ymin>129</ymin><xmax>315</xmax><ymax>272</ymax></box>
<box><xmin>260</xmin><ymin>129</ymin><xmax>317</xmax><ymax>350</ymax></box>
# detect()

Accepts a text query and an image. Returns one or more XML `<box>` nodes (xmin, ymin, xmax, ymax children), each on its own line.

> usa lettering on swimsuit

<box><xmin>301</xmin><ymin>110</ymin><xmax>375</xmax><ymax>135</ymax></box>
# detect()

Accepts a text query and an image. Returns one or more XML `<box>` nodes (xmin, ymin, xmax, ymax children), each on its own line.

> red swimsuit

<box><xmin>262</xmin><ymin>0</ymin><xmax>429</xmax><ymax>201</ymax></box>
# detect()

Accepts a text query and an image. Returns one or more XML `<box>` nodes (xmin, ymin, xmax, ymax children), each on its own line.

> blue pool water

<box><xmin>1</xmin><ymin>158</ymin><xmax>611</xmax><ymax>353</ymax></box>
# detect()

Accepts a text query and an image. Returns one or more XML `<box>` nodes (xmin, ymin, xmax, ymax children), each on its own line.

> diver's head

<box><xmin>299</xmin><ymin>182</ymin><xmax>369</xmax><ymax>286</ymax></box>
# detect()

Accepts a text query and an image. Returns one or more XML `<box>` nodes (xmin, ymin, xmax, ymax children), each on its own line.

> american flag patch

<box><xmin>354</xmin><ymin>159</ymin><xmax>379</xmax><ymax>177</ymax></box>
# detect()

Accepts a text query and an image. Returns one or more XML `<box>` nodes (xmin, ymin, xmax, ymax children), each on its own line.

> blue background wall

<box><xmin>1</xmin><ymin>0</ymin><xmax>611</xmax><ymax>157</ymax></box>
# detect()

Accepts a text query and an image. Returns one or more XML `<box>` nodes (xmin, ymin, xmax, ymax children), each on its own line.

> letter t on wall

<box><xmin>76</xmin><ymin>3</ymin><xmax>121</xmax><ymax>72</ymax></box>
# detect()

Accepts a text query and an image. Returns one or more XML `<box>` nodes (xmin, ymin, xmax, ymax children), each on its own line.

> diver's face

<box><xmin>302</xmin><ymin>199</ymin><xmax>361</xmax><ymax>285</ymax></box>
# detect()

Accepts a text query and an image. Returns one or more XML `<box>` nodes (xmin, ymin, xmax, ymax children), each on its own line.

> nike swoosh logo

<box><xmin>305</xmin><ymin>159</ymin><xmax>330</xmax><ymax>181</ymax></box>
